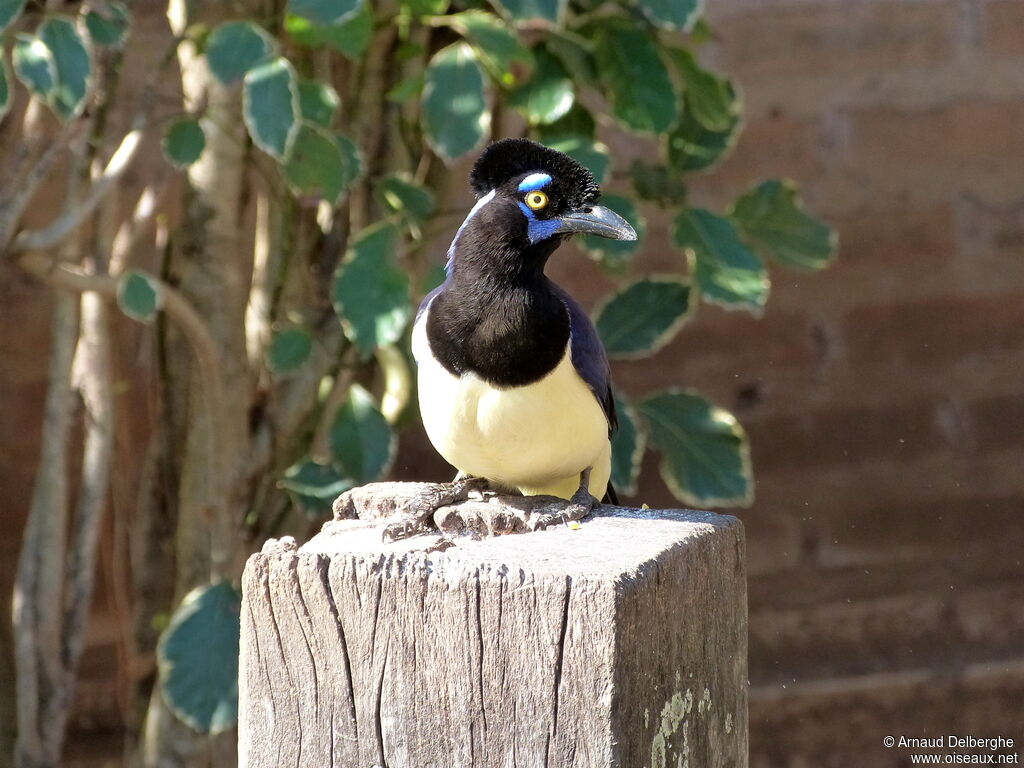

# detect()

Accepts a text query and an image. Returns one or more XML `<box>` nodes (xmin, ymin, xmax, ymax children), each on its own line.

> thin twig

<box><xmin>12</xmin><ymin>129</ymin><xmax>145</xmax><ymax>253</ymax></box>
<box><xmin>310</xmin><ymin>346</ymin><xmax>360</xmax><ymax>462</ymax></box>
<box><xmin>2</xmin><ymin>32</ymin><xmax>179</xmax><ymax>256</ymax></box>
<box><xmin>0</xmin><ymin>119</ymin><xmax>87</xmax><ymax>251</ymax></box>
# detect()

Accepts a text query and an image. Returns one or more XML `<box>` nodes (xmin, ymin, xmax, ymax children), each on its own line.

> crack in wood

<box><xmin>474</xmin><ymin>572</ymin><xmax>487</xmax><ymax>736</ymax></box>
<box><xmin>318</xmin><ymin>559</ymin><xmax>358</xmax><ymax>743</ymax></box>
<box><xmin>289</xmin><ymin>561</ymin><xmax>321</xmax><ymax>722</ymax></box>
<box><xmin>267</xmin><ymin>559</ymin><xmax>306</xmax><ymax>766</ymax></box>
<box><xmin>548</xmin><ymin>576</ymin><xmax>572</xmax><ymax>767</ymax></box>
<box><xmin>374</xmin><ymin>637</ymin><xmax>390</xmax><ymax>768</ymax></box>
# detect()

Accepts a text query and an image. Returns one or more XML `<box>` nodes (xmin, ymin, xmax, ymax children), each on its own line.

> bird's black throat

<box><xmin>426</xmin><ymin>232</ymin><xmax>571</xmax><ymax>388</ymax></box>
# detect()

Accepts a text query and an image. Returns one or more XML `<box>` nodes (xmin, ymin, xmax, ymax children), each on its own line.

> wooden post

<box><xmin>239</xmin><ymin>507</ymin><xmax>747</xmax><ymax>768</ymax></box>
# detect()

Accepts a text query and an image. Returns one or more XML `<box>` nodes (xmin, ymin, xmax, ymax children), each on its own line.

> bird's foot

<box><xmin>379</xmin><ymin>475</ymin><xmax>489</xmax><ymax>542</ymax></box>
<box><xmin>332</xmin><ymin>470</ymin><xmax>599</xmax><ymax>543</ymax></box>
<box><xmin>527</xmin><ymin>467</ymin><xmax>598</xmax><ymax>531</ymax></box>
<box><xmin>432</xmin><ymin>468</ymin><xmax>599</xmax><ymax>538</ymax></box>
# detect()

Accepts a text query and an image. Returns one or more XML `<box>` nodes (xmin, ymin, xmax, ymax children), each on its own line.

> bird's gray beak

<box><xmin>556</xmin><ymin>205</ymin><xmax>637</xmax><ymax>241</ymax></box>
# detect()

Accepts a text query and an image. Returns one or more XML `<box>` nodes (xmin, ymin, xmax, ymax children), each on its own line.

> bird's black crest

<box><xmin>470</xmin><ymin>138</ymin><xmax>600</xmax><ymax>209</ymax></box>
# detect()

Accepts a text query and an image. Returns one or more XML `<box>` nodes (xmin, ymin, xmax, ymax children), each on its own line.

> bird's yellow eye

<box><xmin>525</xmin><ymin>191</ymin><xmax>548</xmax><ymax>210</ymax></box>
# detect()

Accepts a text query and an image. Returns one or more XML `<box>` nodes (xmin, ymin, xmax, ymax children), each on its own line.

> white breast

<box><xmin>412</xmin><ymin>306</ymin><xmax>611</xmax><ymax>499</ymax></box>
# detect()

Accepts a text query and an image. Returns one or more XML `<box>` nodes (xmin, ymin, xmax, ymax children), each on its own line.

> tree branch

<box><xmin>16</xmin><ymin>253</ymin><xmax>231</xmax><ymax>538</ymax></box>
<box><xmin>249</xmin><ymin>323</ymin><xmax>346</xmax><ymax>474</ymax></box>
<box><xmin>0</xmin><ymin>117</ymin><xmax>86</xmax><ymax>251</ymax></box>
<box><xmin>245</xmin><ymin>188</ymin><xmax>284</xmax><ymax>369</ymax></box>
<box><xmin>12</xmin><ymin>291</ymin><xmax>78</xmax><ymax>767</ymax></box>
<box><xmin>52</xmin><ymin>177</ymin><xmax>120</xmax><ymax>751</ymax></box>
<box><xmin>310</xmin><ymin>347</ymin><xmax>359</xmax><ymax>462</ymax></box>
<box><xmin>11</xmin><ymin>129</ymin><xmax>145</xmax><ymax>253</ymax></box>
<box><xmin>57</xmin><ymin>284</ymin><xmax>114</xmax><ymax>737</ymax></box>
<box><xmin>109</xmin><ymin>176</ymin><xmax>171</xmax><ymax>276</ymax></box>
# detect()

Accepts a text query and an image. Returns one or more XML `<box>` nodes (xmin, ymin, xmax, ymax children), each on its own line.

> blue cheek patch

<box><xmin>519</xmin><ymin>202</ymin><xmax>561</xmax><ymax>243</ymax></box>
<box><xmin>528</xmin><ymin>218</ymin><xmax>562</xmax><ymax>243</ymax></box>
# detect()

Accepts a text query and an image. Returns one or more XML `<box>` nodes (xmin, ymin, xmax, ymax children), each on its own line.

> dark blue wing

<box><xmin>552</xmin><ymin>284</ymin><xmax>617</xmax><ymax>435</ymax></box>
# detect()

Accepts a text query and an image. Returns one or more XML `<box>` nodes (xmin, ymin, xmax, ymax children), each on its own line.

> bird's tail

<box><xmin>602</xmin><ymin>482</ymin><xmax>619</xmax><ymax>506</ymax></box>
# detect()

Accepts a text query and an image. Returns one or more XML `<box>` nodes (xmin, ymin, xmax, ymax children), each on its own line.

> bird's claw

<box><xmin>380</xmin><ymin>475</ymin><xmax>489</xmax><ymax>543</ymax></box>
<box><xmin>529</xmin><ymin>468</ymin><xmax>597</xmax><ymax>530</ymax></box>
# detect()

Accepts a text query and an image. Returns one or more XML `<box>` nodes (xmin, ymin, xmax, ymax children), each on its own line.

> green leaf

<box><xmin>285</xmin><ymin>5</ymin><xmax>372</xmax><ymax>60</ymax></box>
<box><xmin>538</xmin><ymin>102</ymin><xmax>595</xmax><ymax>139</ymax></box>
<box><xmin>543</xmin><ymin>32</ymin><xmax>597</xmax><ymax>83</ymax></box>
<box><xmin>630</xmin><ymin>160</ymin><xmax>687</xmax><ymax>206</ymax></box>
<box><xmin>375</xmin><ymin>173</ymin><xmax>436</xmax><ymax>227</ymax></box>
<box><xmin>267</xmin><ymin>326</ymin><xmax>313</xmax><ymax>373</ymax></box>
<box><xmin>690</xmin><ymin>16</ymin><xmax>714</xmax><ymax>44</ymax></box>
<box><xmin>84</xmin><ymin>2</ymin><xmax>129</xmax><ymax>48</ymax></box>
<box><xmin>335</xmin><ymin>132</ymin><xmax>362</xmax><ymax>181</ymax></box>
<box><xmin>593</xmin><ymin>277</ymin><xmax>692</xmax><ymax>358</ymax></box>
<box><xmin>158</xmin><ymin>581</ymin><xmax>240</xmax><ymax>735</ymax></box>
<box><xmin>670</xmin><ymin>48</ymin><xmax>737</xmax><ymax>132</ymax></box>
<box><xmin>637</xmin><ymin>0</ymin><xmax>700</xmax><ymax>31</ymax></box>
<box><xmin>494</xmin><ymin>0</ymin><xmax>564</xmax><ymax>24</ymax></box>
<box><xmin>39</xmin><ymin>16</ymin><xmax>91</xmax><ymax>121</ymax></box>
<box><xmin>404</xmin><ymin>0</ymin><xmax>448</xmax><ymax>13</ymax></box>
<box><xmin>243</xmin><ymin>58</ymin><xmax>300</xmax><ymax>161</ymax></box>
<box><xmin>0</xmin><ymin>54</ymin><xmax>11</xmax><ymax>124</ymax></box>
<box><xmin>289</xmin><ymin>0</ymin><xmax>362</xmax><ymax>26</ymax></box>
<box><xmin>283</xmin><ymin>123</ymin><xmax>358</xmax><ymax>204</ymax></box>
<box><xmin>422</xmin><ymin>42</ymin><xmax>490</xmax><ymax>163</ymax></box>
<box><xmin>508</xmin><ymin>45</ymin><xmax>573</xmax><ymax>125</ymax></box>
<box><xmin>205</xmin><ymin>21</ymin><xmax>275</xmax><ymax>85</ymax></box>
<box><xmin>593</xmin><ymin>20</ymin><xmax>678</xmax><ymax>134</ymax></box>
<box><xmin>665</xmin><ymin>85</ymin><xmax>740</xmax><ymax>173</ymax></box>
<box><xmin>116</xmin><ymin>271</ymin><xmax>160</xmax><ymax>322</ymax></box>
<box><xmin>161</xmin><ymin>118</ymin><xmax>205</xmax><ymax>168</ymax></box>
<box><xmin>297</xmin><ymin>79</ymin><xmax>339</xmax><ymax>127</ymax></box>
<box><xmin>442</xmin><ymin>11</ymin><xmax>533</xmax><ymax>86</ymax></box>
<box><xmin>329</xmin><ymin>384</ymin><xmax>395</xmax><ymax>484</ymax></box>
<box><xmin>637</xmin><ymin>389</ymin><xmax>752</xmax><ymax>507</ymax></box>
<box><xmin>0</xmin><ymin>0</ymin><xmax>25</xmax><ymax>33</ymax></box>
<box><xmin>580</xmin><ymin>194</ymin><xmax>643</xmax><ymax>272</ymax></box>
<box><xmin>13</xmin><ymin>34</ymin><xmax>56</xmax><ymax>100</ymax></box>
<box><xmin>730</xmin><ymin>179</ymin><xmax>837</xmax><ymax>270</ymax></box>
<box><xmin>386</xmin><ymin>72</ymin><xmax>424</xmax><ymax>103</ymax></box>
<box><xmin>332</xmin><ymin>222</ymin><xmax>412</xmax><ymax>354</ymax></box>
<box><xmin>610</xmin><ymin>393</ymin><xmax>645</xmax><ymax>497</ymax></box>
<box><xmin>279</xmin><ymin>460</ymin><xmax>353</xmax><ymax>517</ymax></box>
<box><xmin>543</xmin><ymin>133</ymin><xmax>609</xmax><ymax>184</ymax></box>
<box><xmin>673</xmin><ymin>208</ymin><xmax>768</xmax><ymax>312</ymax></box>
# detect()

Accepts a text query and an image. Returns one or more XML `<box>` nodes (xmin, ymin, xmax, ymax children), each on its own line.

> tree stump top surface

<box><xmin>301</xmin><ymin>506</ymin><xmax>740</xmax><ymax>579</ymax></box>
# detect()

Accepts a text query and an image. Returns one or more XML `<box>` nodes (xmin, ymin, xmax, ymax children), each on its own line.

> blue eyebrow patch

<box><xmin>518</xmin><ymin>173</ymin><xmax>551</xmax><ymax>192</ymax></box>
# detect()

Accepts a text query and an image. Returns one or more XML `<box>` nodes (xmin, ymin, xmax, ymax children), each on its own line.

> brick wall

<box><xmin>641</xmin><ymin>0</ymin><xmax>1024</xmax><ymax>764</ymax></box>
<box><xmin>3</xmin><ymin>0</ymin><xmax>1023</xmax><ymax>765</ymax></box>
